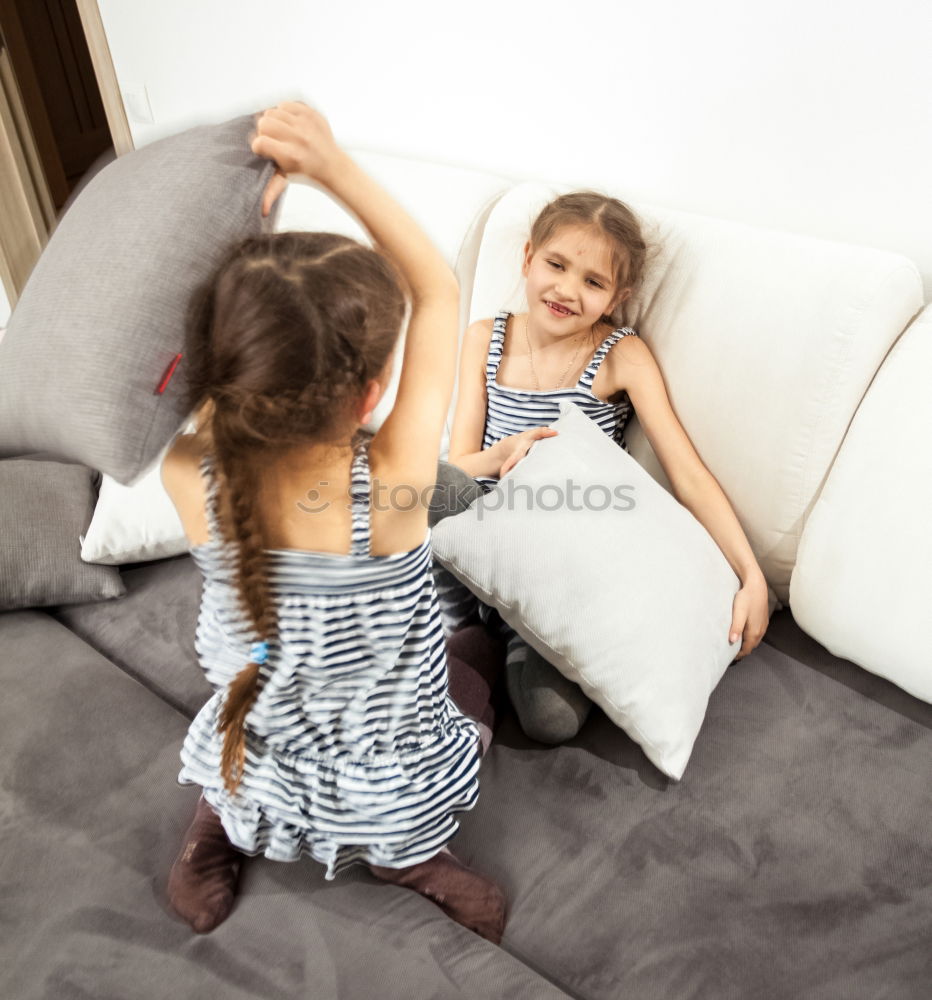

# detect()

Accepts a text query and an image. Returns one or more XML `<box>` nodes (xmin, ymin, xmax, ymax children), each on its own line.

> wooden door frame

<box><xmin>0</xmin><ymin>0</ymin><xmax>132</xmax><ymax>310</ymax></box>
<box><xmin>75</xmin><ymin>0</ymin><xmax>133</xmax><ymax>158</ymax></box>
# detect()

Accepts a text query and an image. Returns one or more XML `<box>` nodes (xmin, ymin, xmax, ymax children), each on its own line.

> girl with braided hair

<box><xmin>160</xmin><ymin>103</ymin><xmax>506</xmax><ymax>942</ymax></box>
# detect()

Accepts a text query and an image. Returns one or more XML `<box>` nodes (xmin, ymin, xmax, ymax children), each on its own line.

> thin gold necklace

<box><xmin>524</xmin><ymin>314</ymin><xmax>590</xmax><ymax>390</ymax></box>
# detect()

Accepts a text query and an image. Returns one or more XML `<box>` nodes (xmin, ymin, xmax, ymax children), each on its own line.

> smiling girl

<box><xmin>440</xmin><ymin>191</ymin><xmax>771</xmax><ymax>744</ymax></box>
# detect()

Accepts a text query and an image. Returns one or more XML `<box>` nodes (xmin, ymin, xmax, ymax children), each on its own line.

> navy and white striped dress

<box><xmin>477</xmin><ymin>310</ymin><xmax>639</xmax><ymax>489</ymax></box>
<box><xmin>179</xmin><ymin>434</ymin><xmax>481</xmax><ymax>879</ymax></box>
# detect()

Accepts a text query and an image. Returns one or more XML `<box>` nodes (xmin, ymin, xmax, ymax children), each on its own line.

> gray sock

<box><xmin>505</xmin><ymin>636</ymin><xmax>593</xmax><ymax>744</ymax></box>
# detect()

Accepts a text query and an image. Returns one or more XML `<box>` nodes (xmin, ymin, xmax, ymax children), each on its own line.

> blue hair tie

<box><xmin>249</xmin><ymin>640</ymin><xmax>269</xmax><ymax>665</ymax></box>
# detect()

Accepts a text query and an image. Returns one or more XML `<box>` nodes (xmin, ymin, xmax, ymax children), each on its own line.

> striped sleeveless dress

<box><xmin>179</xmin><ymin>434</ymin><xmax>481</xmax><ymax>879</ymax></box>
<box><xmin>476</xmin><ymin>310</ymin><xmax>639</xmax><ymax>489</ymax></box>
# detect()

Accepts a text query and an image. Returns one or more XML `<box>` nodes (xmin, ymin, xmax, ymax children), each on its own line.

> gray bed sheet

<box><xmin>15</xmin><ymin>555</ymin><xmax>932</xmax><ymax>999</ymax></box>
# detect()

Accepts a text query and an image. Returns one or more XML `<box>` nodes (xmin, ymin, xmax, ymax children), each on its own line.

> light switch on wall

<box><xmin>123</xmin><ymin>87</ymin><xmax>154</xmax><ymax>125</ymax></box>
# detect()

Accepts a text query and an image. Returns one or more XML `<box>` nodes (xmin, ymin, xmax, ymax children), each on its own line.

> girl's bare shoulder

<box><xmin>458</xmin><ymin>316</ymin><xmax>499</xmax><ymax>373</ymax></box>
<box><xmin>601</xmin><ymin>328</ymin><xmax>656</xmax><ymax>390</ymax></box>
<box><xmin>463</xmin><ymin>316</ymin><xmax>495</xmax><ymax>347</ymax></box>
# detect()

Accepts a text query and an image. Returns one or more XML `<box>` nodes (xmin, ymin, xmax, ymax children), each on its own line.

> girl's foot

<box><xmin>167</xmin><ymin>795</ymin><xmax>243</xmax><ymax>933</ymax></box>
<box><xmin>370</xmin><ymin>849</ymin><xmax>507</xmax><ymax>944</ymax></box>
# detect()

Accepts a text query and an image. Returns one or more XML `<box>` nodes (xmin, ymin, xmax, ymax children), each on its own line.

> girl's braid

<box><xmin>185</xmin><ymin>231</ymin><xmax>405</xmax><ymax>794</ymax></box>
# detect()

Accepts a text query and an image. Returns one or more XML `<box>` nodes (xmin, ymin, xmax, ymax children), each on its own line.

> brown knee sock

<box><xmin>167</xmin><ymin>795</ymin><xmax>243</xmax><ymax>934</ymax></box>
<box><xmin>370</xmin><ymin>849</ymin><xmax>507</xmax><ymax>945</ymax></box>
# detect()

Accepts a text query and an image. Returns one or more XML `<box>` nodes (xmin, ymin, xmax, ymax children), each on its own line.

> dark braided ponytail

<box><xmin>183</xmin><ymin>232</ymin><xmax>405</xmax><ymax>793</ymax></box>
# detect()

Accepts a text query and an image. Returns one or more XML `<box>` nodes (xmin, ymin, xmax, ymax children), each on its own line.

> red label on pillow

<box><xmin>155</xmin><ymin>353</ymin><xmax>182</xmax><ymax>394</ymax></box>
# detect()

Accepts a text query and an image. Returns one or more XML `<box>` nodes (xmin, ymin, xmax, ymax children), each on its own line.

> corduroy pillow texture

<box><xmin>431</xmin><ymin>401</ymin><xmax>741</xmax><ymax>779</ymax></box>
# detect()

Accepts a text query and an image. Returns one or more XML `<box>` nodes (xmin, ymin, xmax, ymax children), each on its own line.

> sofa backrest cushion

<box><xmin>791</xmin><ymin>305</ymin><xmax>932</xmax><ymax>701</ymax></box>
<box><xmin>469</xmin><ymin>182</ymin><xmax>924</xmax><ymax>602</ymax></box>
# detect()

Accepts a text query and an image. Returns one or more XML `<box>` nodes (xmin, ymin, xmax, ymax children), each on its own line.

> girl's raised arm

<box><xmin>251</xmin><ymin>103</ymin><xmax>458</xmax><ymax>482</ymax></box>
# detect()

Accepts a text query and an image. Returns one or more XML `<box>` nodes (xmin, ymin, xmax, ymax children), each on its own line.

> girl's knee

<box><xmin>429</xmin><ymin>461</ymin><xmax>483</xmax><ymax>527</ymax></box>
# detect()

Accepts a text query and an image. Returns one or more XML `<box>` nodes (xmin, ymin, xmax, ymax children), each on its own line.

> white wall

<box><xmin>98</xmin><ymin>0</ymin><xmax>932</xmax><ymax>299</ymax></box>
<box><xmin>0</xmin><ymin>281</ymin><xmax>10</xmax><ymax>328</ymax></box>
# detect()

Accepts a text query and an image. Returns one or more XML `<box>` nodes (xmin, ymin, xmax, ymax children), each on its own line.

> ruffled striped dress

<box><xmin>476</xmin><ymin>310</ymin><xmax>639</xmax><ymax>490</ymax></box>
<box><xmin>178</xmin><ymin>434</ymin><xmax>481</xmax><ymax>879</ymax></box>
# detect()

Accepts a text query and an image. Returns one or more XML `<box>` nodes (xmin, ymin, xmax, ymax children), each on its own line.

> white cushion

<box><xmin>431</xmin><ymin>401</ymin><xmax>741</xmax><ymax>780</ymax></box>
<box><xmin>469</xmin><ymin>182</ymin><xmax>924</xmax><ymax>603</ymax></box>
<box><xmin>80</xmin><ymin>426</ymin><xmax>195</xmax><ymax>565</ymax></box>
<box><xmin>275</xmin><ymin>150</ymin><xmax>510</xmax><ymax>456</ymax></box>
<box><xmin>790</xmin><ymin>305</ymin><xmax>932</xmax><ymax>702</ymax></box>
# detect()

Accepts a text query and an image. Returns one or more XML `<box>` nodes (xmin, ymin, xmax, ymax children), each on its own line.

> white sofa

<box><xmin>278</xmin><ymin>151</ymin><xmax>929</xmax><ymax>700</ymax></box>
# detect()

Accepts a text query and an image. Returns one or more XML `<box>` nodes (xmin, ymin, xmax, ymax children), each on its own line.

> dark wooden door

<box><xmin>0</xmin><ymin>0</ymin><xmax>111</xmax><ymax>210</ymax></box>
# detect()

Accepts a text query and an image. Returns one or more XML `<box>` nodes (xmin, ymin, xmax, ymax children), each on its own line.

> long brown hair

<box><xmin>183</xmin><ymin>232</ymin><xmax>405</xmax><ymax>792</ymax></box>
<box><xmin>529</xmin><ymin>191</ymin><xmax>650</xmax><ymax>327</ymax></box>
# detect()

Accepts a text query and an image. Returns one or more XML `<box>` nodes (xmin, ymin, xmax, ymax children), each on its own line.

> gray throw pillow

<box><xmin>431</xmin><ymin>401</ymin><xmax>742</xmax><ymax>780</ymax></box>
<box><xmin>0</xmin><ymin>457</ymin><xmax>125</xmax><ymax>610</ymax></box>
<box><xmin>0</xmin><ymin>115</ymin><xmax>275</xmax><ymax>485</ymax></box>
